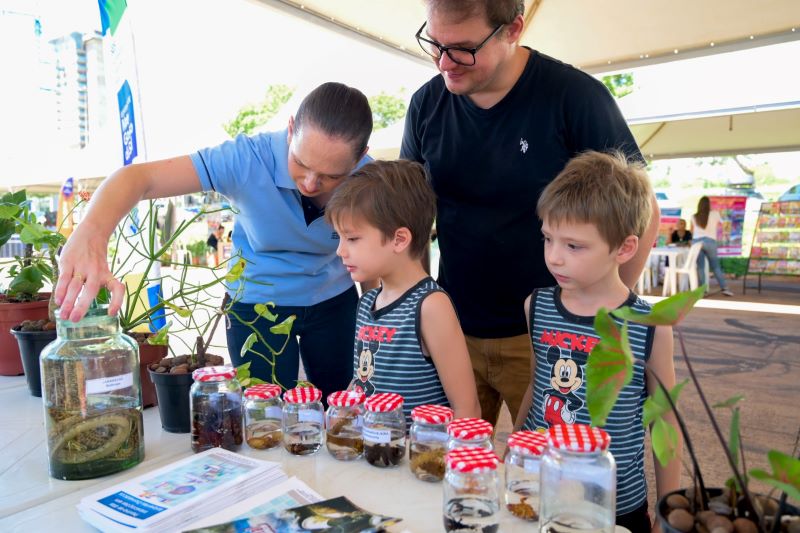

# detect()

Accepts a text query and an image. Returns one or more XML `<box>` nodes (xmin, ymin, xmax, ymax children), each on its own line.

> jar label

<box><xmin>355</xmin><ymin>415</ymin><xmax>363</xmax><ymax>429</ymax></box>
<box><xmin>523</xmin><ymin>458</ymin><xmax>541</xmax><ymax>473</ymax></box>
<box><xmin>298</xmin><ymin>409</ymin><xmax>323</xmax><ymax>425</ymax></box>
<box><xmin>264</xmin><ymin>406</ymin><xmax>282</xmax><ymax>420</ymax></box>
<box><xmin>363</xmin><ymin>426</ymin><xmax>391</xmax><ymax>444</ymax></box>
<box><xmin>85</xmin><ymin>372</ymin><xmax>133</xmax><ymax>394</ymax></box>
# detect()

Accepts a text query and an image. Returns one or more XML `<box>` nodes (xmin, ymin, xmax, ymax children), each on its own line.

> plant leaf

<box><xmin>643</xmin><ymin>379</ymin><xmax>688</xmax><ymax>426</ymax></box>
<box><xmin>96</xmin><ymin>287</ymin><xmax>111</xmax><ymax>305</ymax></box>
<box><xmin>651</xmin><ymin>417</ymin><xmax>680</xmax><ymax>467</ymax></box>
<box><xmin>8</xmin><ymin>265</ymin><xmax>44</xmax><ymax>297</ymax></box>
<box><xmin>269</xmin><ymin>314</ymin><xmax>296</xmax><ymax>337</ymax></box>
<box><xmin>729</xmin><ymin>407</ymin><xmax>741</xmax><ymax>471</ymax></box>
<box><xmin>147</xmin><ymin>322</ymin><xmax>170</xmax><ymax>345</ymax></box>
<box><xmin>254</xmin><ymin>302</ymin><xmax>277</xmax><ymax>322</ymax></box>
<box><xmin>713</xmin><ymin>394</ymin><xmax>745</xmax><ymax>409</ymax></box>
<box><xmin>240</xmin><ymin>333</ymin><xmax>258</xmax><ymax>358</ymax></box>
<box><xmin>612</xmin><ymin>285</ymin><xmax>705</xmax><ymax>326</ymax></box>
<box><xmin>0</xmin><ymin>205</ymin><xmax>20</xmax><ymax>219</ymax></box>
<box><xmin>586</xmin><ymin>308</ymin><xmax>634</xmax><ymax>427</ymax></box>
<box><xmin>1</xmin><ymin>190</ymin><xmax>26</xmax><ymax>206</ymax></box>
<box><xmin>224</xmin><ymin>258</ymin><xmax>246</xmax><ymax>282</ymax></box>
<box><xmin>0</xmin><ymin>219</ymin><xmax>15</xmax><ymax>247</ymax></box>
<box><xmin>750</xmin><ymin>450</ymin><xmax>800</xmax><ymax>502</ymax></box>
<box><xmin>161</xmin><ymin>299</ymin><xmax>191</xmax><ymax>318</ymax></box>
<box><xmin>19</xmin><ymin>221</ymin><xmax>46</xmax><ymax>244</ymax></box>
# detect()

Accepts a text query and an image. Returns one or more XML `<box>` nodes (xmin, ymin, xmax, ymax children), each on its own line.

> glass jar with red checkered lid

<box><xmin>504</xmin><ymin>430</ymin><xmax>548</xmax><ymax>521</ymax></box>
<box><xmin>443</xmin><ymin>446</ymin><xmax>501</xmax><ymax>532</ymax></box>
<box><xmin>446</xmin><ymin>417</ymin><xmax>494</xmax><ymax>451</ymax></box>
<box><xmin>362</xmin><ymin>392</ymin><xmax>406</xmax><ymax>468</ymax></box>
<box><xmin>539</xmin><ymin>424</ymin><xmax>616</xmax><ymax>532</ymax></box>
<box><xmin>409</xmin><ymin>404</ymin><xmax>453</xmax><ymax>482</ymax></box>
<box><xmin>281</xmin><ymin>386</ymin><xmax>324</xmax><ymax>455</ymax></box>
<box><xmin>243</xmin><ymin>384</ymin><xmax>283</xmax><ymax>450</ymax></box>
<box><xmin>190</xmin><ymin>365</ymin><xmax>243</xmax><ymax>453</ymax></box>
<box><xmin>325</xmin><ymin>389</ymin><xmax>365</xmax><ymax>461</ymax></box>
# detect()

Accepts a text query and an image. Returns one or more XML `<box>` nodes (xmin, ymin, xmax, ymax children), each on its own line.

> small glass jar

<box><xmin>409</xmin><ymin>404</ymin><xmax>453</xmax><ymax>482</ymax></box>
<box><xmin>40</xmin><ymin>308</ymin><xmax>144</xmax><ymax>480</ymax></box>
<box><xmin>443</xmin><ymin>446</ymin><xmax>501</xmax><ymax>532</ymax></box>
<box><xmin>244</xmin><ymin>384</ymin><xmax>283</xmax><ymax>450</ymax></box>
<box><xmin>505</xmin><ymin>430</ymin><xmax>548</xmax><ymax>521</ymax></box>
<box><xmin>190</xmin><ymin>366</ymin><xmax>243</xmax><ymax>453</ymax></box>
<box><xmin>325</xmin><ymin>390</ymin><xmax>365</xmax><ymax>461</ymax></box>
<box><xmin>363</xmin><ymin>393</ymin><xmax>406</xmax><ymax>468</ymax></box>
<box><xmin>282</xmin><ymin>386</ymin><xmax>324</xmax><ymax>455</ymax></box>
<box><xmin>447</xmin><ymin>417</ymin><xmax>494</xmax><ymax>451</ymax></box>
<box><xmin>539</xmin><ymin>424</ymin><xmax>616</xmax><ymax>532</ymax></box>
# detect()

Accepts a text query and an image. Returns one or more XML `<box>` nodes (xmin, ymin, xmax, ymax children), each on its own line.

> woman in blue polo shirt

<box><xmin>54</xmin><ymin>82</ymin><xmax>373</xmax><ymax>396</ymax></box>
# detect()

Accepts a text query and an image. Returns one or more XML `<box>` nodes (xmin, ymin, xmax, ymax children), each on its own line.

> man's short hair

<box><xmin>537</xmin><ymin>151</ymin><xmax>653</xmax><ymax>250</ymax></box>
<box><xmin>325</xmin><ymin>160</ymin><xmax>435</xmax><ymax>259</ymax></box>
<box><xmin>424</xmin><ymin>0</ymin><xmax>524</xmax><ymax>27</ymax></box>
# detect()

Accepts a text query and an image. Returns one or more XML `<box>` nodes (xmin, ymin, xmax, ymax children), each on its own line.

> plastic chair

<box><xmin>636</xmin><ymin>262</ymin><xmax>653</xmax><ymax>294</ymax></box>
<box><xmin>674</xmin><ymin>242</ymin><xmax>704</xmax><ymax>292</ymax></box>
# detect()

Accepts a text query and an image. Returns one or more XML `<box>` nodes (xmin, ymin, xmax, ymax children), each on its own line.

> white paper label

<box><xmin>298</xmin><ymin>409</ymin><xmax>323</xmax><ymax>425</ymax></box>
<box><xmin>363</xmin><ymin>426</ymin><xmax>391</xmax><ymax>444</ymax></box>
<box><xmin>264</xmin><ymin>406</ymin><xmax>282</xmax><ymax>420</ymax></box>
<box><xmin>85</xmin><ymin>373</ymin><xmax>133</xmax><ymax>394</ymax></box>
<box><xmin>523</xmin><ymin>458</ymin><xmax>541</xmax><ymax>474</ymax></box>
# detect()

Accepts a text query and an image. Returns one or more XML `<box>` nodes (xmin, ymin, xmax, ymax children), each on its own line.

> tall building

<box><xmin>51</xmin><ymin>32</ymin><xmax>88</xmax><ymax>149</ymax></box>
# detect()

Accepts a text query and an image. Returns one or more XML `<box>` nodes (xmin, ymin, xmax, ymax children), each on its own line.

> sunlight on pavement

<box><xmin>641</xmin><ymin>295</ymin><xmax>800</xmax><ymax>315</ymax></box>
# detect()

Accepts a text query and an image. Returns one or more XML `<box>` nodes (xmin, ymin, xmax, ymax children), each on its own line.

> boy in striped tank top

<box><xmin>325</xmin><ymin>160</ymin><xmax>480</xmax><ymax>426</ymax></box>
<box><xmin>514</xmin><ymin>151</ymin><xmax>680</xmax><ymax>532</ymax></box>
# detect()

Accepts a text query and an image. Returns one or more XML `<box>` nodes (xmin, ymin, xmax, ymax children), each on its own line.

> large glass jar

<box><xmin>363</xmin><ymin>393</ymin><xmax>405</xmax><ymax>468</ymax></box>
<box><xmin>244</xmin><ymin>383</ymin><xmax>283</xmax><ymax>450</ymax></box>
<box><xmin>40</xmin><ymin>308</ymin><xmax>144</xmax><ymax>480</ymax></box>
<box><xmin>505</xmin><ymin>430</ymin><xmax>548</xmax><ymax>521</ymax></box>
<box><xmin>325</xmin><ymin>389</ymin><xmax>365</xmax><ymax>461</ymax></box>
<box><xmin>190</xmin><ymin>366</ymin><xmax>243</xmax><ymax>453</ymax></box>
<box><xmin>409</xmin><ymin>404</ymin><xmax>453</xmax><ymax>482</ymax></box>
<box><xmin>443</xmin><ymin>446</ymin><xmax>501</xmax><ymax>532</ymax></box>
<box><xmin>539</xmin><ymin>424</ymin><xmax>616</xmax><ymax>532</ymax></box>
<box><xmin>282</xmin><ymin>386</ymin><xmax>324</xmax><ymax>455</ymax></box>
<box><xmin>447</xmin><ymin>417</ymin><xmax>494</xmax><ymax>451</ymax></box>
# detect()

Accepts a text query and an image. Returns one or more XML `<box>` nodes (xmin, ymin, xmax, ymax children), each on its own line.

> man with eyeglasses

<box><xmin>400</xmin><ymin>0</ymin><xmax>658</xmax><ymax>478</ymax></box>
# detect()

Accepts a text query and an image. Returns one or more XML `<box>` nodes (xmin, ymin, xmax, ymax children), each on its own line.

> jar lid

<box><xmin>364</xmin><ymin>392</ymin><xmax>404</xmax><ymax>412</ymax></box>
<box><xmin>192</xmin><ymin>365</ymin><xmax>235</xmax><ymax>382</ymax></box>
<box><xmin>445</xmin><ymin>446</ymin><xmax>500</xmax><ymax>473</ymax></box>
<box><xmin>507</xmin><ymin>430</ymin><xmax>549</xmax><ymax>456</ymax></box>
<box><xmin>547</xmin><ymin>424</ymin><xmax>610</xmax><ymax>452</ymax></box>
<box><xmin>244</xmin><ymin>383</ymin><xmax>282</xmax><ymax>400</ymax></box>
<box><xmin>327</xmin><ymin>389</ymin><xmax>365</xmax><ymax>407</ymax></box>
<box><xmin>283</xmin><ymin>386</ymin><xmax>322</xmax><ymax>404</ymax></box>
<box><xmin>411</xmin><ymin>404</ymin><xmax>454</xmax><ymax>424</ymax></box>
<box><xmin>447</xmin><ymin>417</ymin><xmax>493</xmax><ymax>440</ymax></box>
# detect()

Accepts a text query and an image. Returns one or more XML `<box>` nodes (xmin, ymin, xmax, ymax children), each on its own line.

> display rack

<box><xmin>743</xmin><ymin>201</ymin><xmax>800</xmax><ymax>293</ymax></box>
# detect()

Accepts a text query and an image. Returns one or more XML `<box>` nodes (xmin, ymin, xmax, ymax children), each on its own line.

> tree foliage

<box><xmin>223</xmin><ymin>85</ymin><xmax>295</xmax><ymax>138</ymax></box>
<box><xmin>601</xmin><ymin>73</ymin><xmax>634</xmax><ymax>99</ymax></box>
<box><xmin>368</xmin><ymin>91</ymin><xmax>407</xmax><ymax>131</ymax></box>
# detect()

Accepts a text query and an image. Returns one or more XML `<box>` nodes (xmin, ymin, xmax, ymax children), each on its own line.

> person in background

<box><xmin>691</xmin><ymin>196</ymin><xmax>733</xmax><ymax>296</ymax></box>
<box><xmin>400</xmin><ymin>0</ymin><xmax>659</xmax><ymax>426</ymax></box>
<box><xmin>669</xmin><ymin>219</ymin><xmax>692</xmax><ymax>245</ymax></box>
<box><xmin>515</xmin><ymin>151</ymin><xmax>680</xmax><ymax>532</ymax></box>
<box><xmin>206</xmin><ymin>224</ymin><xmax>225</xmax><ymax>266</ymax></box>
<box><xmin>325</xmin><ymin>160</ymin><xmax>480</xmax><ymax>424</ymax></box>
<box><xmin>54</xmin><ymin>82</ymin><xmax>374</xmax><ymax>395</ymax></box>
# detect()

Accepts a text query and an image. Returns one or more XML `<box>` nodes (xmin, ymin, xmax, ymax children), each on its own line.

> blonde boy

<box><xmin>325</xmin><ymin>160</ymin><xmax>480</xmax><ymax>423</ymax></box>
<box><xmin>514</xmin><ymin>151</ymin><xmax>680</xmax><ymax>532</ymax></box>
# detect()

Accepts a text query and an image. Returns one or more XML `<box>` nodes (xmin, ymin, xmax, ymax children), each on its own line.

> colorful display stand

<box><xmin>743</xmin><ymin>201</ymin><xmax>800</xmax><ymax>293</ymax></box>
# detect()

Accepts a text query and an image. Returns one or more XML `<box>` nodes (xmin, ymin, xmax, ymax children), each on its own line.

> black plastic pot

<box><xmin>148</xmin><ymin>369</ymin><xmax>193</xmax><ymax>433</ymax></box>
<box><xmin>10</xmin><ymin>327</ymin><xmax>57</xmax><ymax>397</ymax></box>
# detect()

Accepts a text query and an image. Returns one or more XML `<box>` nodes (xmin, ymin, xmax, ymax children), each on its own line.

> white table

<box><xmin>649</xmin><ymin>246</ymin><xmax>689</xmax><ymax>296</ymax></box>
<box><xmin>0</xmin><ymin>376</ymin><xmax>629</xmax><ymax>532</ymax></box>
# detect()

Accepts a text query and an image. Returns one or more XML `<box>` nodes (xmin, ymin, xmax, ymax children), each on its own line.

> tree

<box><xmin>223</xmin><ymin>85</ymin><xmax>294</xmax><ymax>138</ymax></box>
<box><xmin>601</xmin><ymin>73</ymin><xmax>634</xmax><ymax>99</ymax></box>
<box><xmin>368</xmin><ymin>91</ymin><xmax>407</xmax><ymax>131</ymax></box>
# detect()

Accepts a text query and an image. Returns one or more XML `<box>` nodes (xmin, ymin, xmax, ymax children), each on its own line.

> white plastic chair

<box><xmin>674</xmin><ymin>242</ymin><xmax>704</xmax><ymax>292</ymax></box>
<box><xmin>636</xmin><ymin>262</ymin><xmax>653</xmax><ymax>294</ymax></box>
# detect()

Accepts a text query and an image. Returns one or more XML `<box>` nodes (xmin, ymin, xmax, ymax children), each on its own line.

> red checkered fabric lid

<box><xmin>327</xmin><ymin>389</ymin><xmax>365</xmax><ymax>407</ymax></box>
<box><xmin>446</xmin><ymin>446</ymin><xmax>501</xmax><ymax>473</ymax></box>
<box><xmin>411</xmin><ymin>404</ymin><xmax>454</xmax><ymax>424</ymax></box>
<box><xmin>244</xmin><ymin>384</ymin><xmax>282</xmax><ymax>400</ymax></box>
<box><xmin>364</xmin><ymin>392</ymin><xmax>404</xmax><ymax>412</ymax></box>
<box><xmin>547</xmin><ymin>424</ymin><xmax>610</xmax><ymax>452</ymax></box>
<box><xmin>447</xmin><ymin>417</ymin><xmax>493</xmax><ymax>440</ymax></box>
<box><xmin>507</xmin><ymin>430</ymin><xmax>549</xmax><ymax>456</ymax></box>
<box><xmin>283</xmin><ymin>386</ymin><xmax>322</xmax><ymax>404</ymax></box>
<box><xmin>192</xmin><ymin>365</ymin><xmax>235</xmax><ymax>382</ymax></box>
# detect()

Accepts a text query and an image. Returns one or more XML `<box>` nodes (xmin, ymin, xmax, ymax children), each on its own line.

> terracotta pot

<box><xmin>138</xmin><ymin>341</ymin><xmax>167</xmax><ymax>408</ymax></box>
<box><xmin>0</xmin><ymin>296</ymin><xmax>50</xmax><ymax>376</ymax></box>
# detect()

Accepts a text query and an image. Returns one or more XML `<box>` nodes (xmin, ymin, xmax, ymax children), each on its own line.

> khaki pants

<box><xmin>465</xmin><ymin>334</ymin><xmax>531</xmax><ymax>427</ymax></box>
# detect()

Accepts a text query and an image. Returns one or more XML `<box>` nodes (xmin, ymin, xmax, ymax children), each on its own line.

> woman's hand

<box><xmin>54</xmin><ymin>221</ymin><xmax>125</xmax><ymax>322</ymax></box>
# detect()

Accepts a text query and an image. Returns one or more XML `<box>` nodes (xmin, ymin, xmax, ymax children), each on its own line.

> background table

<box><xmin>0</xmin><ymin>376</ymin><xmax>628</xmax><ymax>532</ymax></box>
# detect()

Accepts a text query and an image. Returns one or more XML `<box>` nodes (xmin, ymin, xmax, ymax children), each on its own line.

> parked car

<box><xmin>778</xmin><ymin>184</ymin><xmax>800</xmax><ymax>202</ymax></box>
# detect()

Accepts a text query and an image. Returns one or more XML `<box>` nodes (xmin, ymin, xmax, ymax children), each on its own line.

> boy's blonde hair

<box><xmin>325</xmin><ymin>160</ymin><xmax>435</xmax><ymax>259</ymax></box>
<box><xmin>537</xmin><ymin>151</ymin><xmax>653</xmax><ymax>250</ymax></box>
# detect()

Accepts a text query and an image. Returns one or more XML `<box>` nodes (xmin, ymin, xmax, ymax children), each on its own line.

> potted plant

<box><xmin>585</xmin><ymin>286</ymin><xmax>799</xmax><ymax>532</ymax></box>
<box><xmin>0</xmin><ymin>190</ymin><xmax>65</xmax><ymax>393</ymax></box>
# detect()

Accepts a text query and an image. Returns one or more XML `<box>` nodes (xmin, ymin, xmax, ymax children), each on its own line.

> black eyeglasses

<box><xmin>415</xmin><ymin>22</ymin><xmax>504</xmax><ymax>66</ymax></box>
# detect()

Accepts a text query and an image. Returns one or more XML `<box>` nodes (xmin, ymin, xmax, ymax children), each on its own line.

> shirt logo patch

<box><xmin>520</xmin><ymin>138</ymin><xmax>529</xmax><ymax>154</ymax></box>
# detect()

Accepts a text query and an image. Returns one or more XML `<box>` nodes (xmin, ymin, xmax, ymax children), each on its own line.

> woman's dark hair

<box><xmin>294</xmin><ymin>82</ymin><xmax>372</xmax><ymax>160</ymax></box>
<box><xmin>695</xmin><ymin>196</ymin><xmax>710</xmax><ymax>229</ymax></box>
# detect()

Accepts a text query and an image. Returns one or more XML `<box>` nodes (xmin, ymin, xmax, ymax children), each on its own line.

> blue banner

<box><xmin>117</xmin><ymin>80</ymin><xmax>138</xmax><ymax>166</ymax></box>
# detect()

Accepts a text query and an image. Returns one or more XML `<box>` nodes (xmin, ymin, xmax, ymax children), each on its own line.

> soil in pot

<box><xmin>11</xmin><ymin>319</ymin><xmax>57</xmax><ymax>396</ymax></box>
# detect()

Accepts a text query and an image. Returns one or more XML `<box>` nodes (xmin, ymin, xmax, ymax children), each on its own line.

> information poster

<box><xmin>748</xmin><ymin>201</ymin><xmax>800</xmax><ymax>276</ymax></box>
<box><xmin>657</xmin><ymin>207</ymin><xmax>682</xmax><ymax>247</ymax></box>
<box><xmin>709</xmin><ymin>196</ymin><xmax>746</xmax><ymax>256</ymax></box>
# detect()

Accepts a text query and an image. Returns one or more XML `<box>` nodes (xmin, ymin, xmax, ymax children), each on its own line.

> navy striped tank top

<box><xmin>522</xmin><ymin>286</ymin><xmax>655</xmax><ymax>515</ymax></box>
<box><xmin>350</xmin><ymin>277</ymin><xmax>449</xmax><ymax>428</ymax></box>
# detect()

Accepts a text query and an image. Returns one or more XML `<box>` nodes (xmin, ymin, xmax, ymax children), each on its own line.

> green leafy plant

<box><xmin>585</xmin><ymin>285</ymin><xmax>800</xmax><ymax>530</ymax></box>
<box><xmin>368</xmin><ymin>90</ymin><xmax>407</xmax><ymax>131</ymax></box>
<box><xmin>223</xmin><ymin>84</ymin><xmax>295</xmax><ymax>138</ymax></box>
